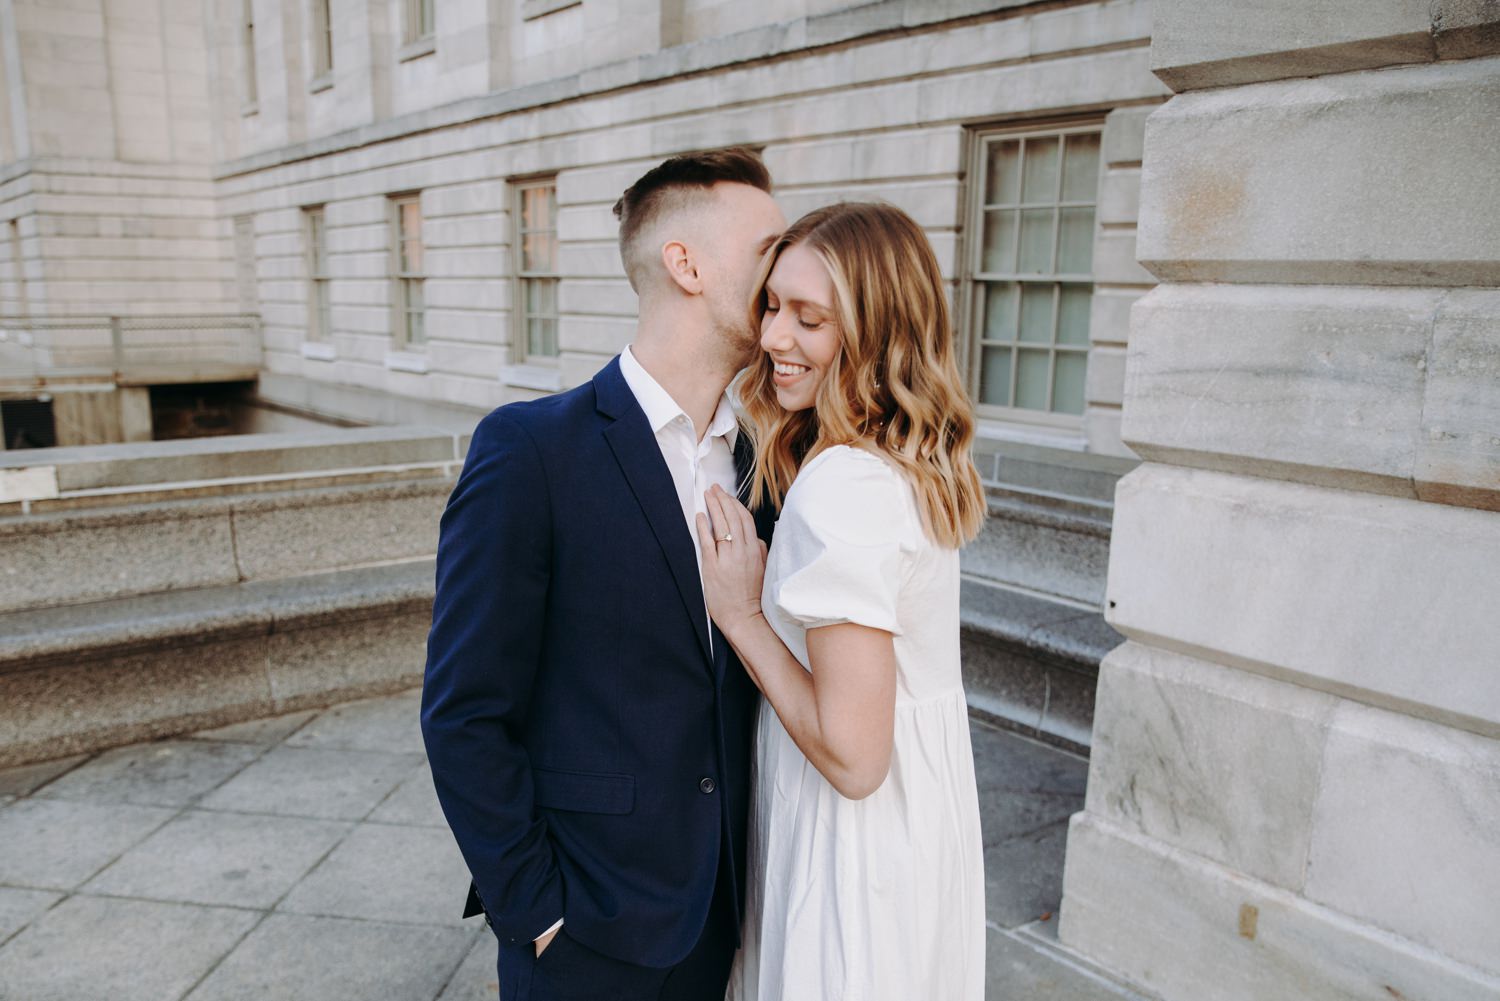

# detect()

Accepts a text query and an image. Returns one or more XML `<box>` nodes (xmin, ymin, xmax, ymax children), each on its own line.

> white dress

<box><xmin>727</xmin><ymin>445</ymin><xmax>986</xmax><ymax>1001</ymax></box>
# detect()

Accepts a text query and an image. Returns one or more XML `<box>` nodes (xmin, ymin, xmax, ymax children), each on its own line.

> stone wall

<box><xmin>1057</xmin><ymin>2</ymin><xmax>1500</xmax><ymax>997</ymax></box>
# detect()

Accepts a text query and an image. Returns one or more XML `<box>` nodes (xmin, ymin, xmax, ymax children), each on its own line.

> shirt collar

<box><xmin>620</xmin><ymin>344</ymin><xmax>740</xmax><ymax>448</ymax></box>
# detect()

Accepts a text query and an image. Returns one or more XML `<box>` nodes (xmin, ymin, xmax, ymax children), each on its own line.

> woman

<box><xmin>695</xmin><ymin>202</ymin><xmax>988</xmax><ymax>1001</ymax></box>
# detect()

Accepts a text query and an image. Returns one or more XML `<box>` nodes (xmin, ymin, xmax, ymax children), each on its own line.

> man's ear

<box><xmin>660</xmin><ymin>239</ymin><xmax>703</xmax><ymax>296</ymax></box>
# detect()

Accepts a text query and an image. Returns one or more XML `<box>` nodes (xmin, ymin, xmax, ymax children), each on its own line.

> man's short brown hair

<box><xmin>612</xmin><ymin>146</ymin><xmax>771</xmax><ymax>292</ymax></box>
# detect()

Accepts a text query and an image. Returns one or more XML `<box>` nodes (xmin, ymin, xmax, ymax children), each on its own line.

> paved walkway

<box><xmin>0</xmin><ymin>688</ymin><xmax>1146</xmax><ymax>1000</ymax></box>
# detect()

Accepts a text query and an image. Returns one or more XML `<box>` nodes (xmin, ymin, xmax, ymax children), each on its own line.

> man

<box><xmin>421</xmin><ymin>147</ymin><xmax>786</xmax><ymax>1001</ymax></box>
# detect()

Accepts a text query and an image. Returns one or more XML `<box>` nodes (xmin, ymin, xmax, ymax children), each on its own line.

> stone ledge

<box><xmin>0</xmin><ymin>561</ymin><xmax>436</xmax><ymax>768</ymax></box>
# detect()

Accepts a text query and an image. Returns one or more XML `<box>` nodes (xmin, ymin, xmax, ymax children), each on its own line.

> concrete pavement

<box><xmin>0</xmin><ymin>688</ymin><xmax>1147</xmax><ymax>1000</ymax></box>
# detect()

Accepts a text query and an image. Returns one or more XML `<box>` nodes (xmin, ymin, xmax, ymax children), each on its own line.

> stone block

<box><xmin>0</xmin><ymin>635</ymin><xmax>277</xmax><ymax>768</ymax></box>
<box><xmin>31</xmin><ymin>738</ymin><xmax>262</xmax><ymax>808</ymax></box>
<box><xmin>1083</xmin><ymin>345</ymin><xmax>1126</xmax><ymax>407</ymax></box>
<box><xmin>177</xmin><ymin>913</ymin><xmax>477</xmax><ymax>1001</ymax></box>
<box><xmin>1303</xmin><ymin>701</ymin><xmax>1500</xmax><ymax>976</ymax></box>
<box><xmin>1095</xmin><ymin>167</ymin><xmax>1140</xmax><ymax>226</ymax></box>
<box><xmin>1120</xmin><ymin>283</ymin><xmax>1432</xmax><ymax>496</ymax></box>
<box><xmin>962</xmin><ymin>495</ymin><xmax>1111</xmax><ymax>606</ymax></box>
<box><xmin>229</xmin><ymin>480</ymin><xmax>447</xmax><ymax>579</ymax></box>
<box><xmin>265</xmin><ymin>606</ymin><xmax>429</xmax><ymax>706</ymax></box>
<box><xmin>82</xmin><ymin>809</ymin><xmax>352</xmax><ymax>909</ymax></box>
<box><xmin>1432</xmin><ymin>0</ymin><xmax>1500</xmax><ymax>58</ymax></box>
<box><xmin>0</xmin><ymin>798</ymin><xmax>175</xmax><ymax>890</ymax></box>
<box><xmin>0</xmin><ymin>896</ymin><xmax>258</xmax><ymax>1001</ymax></box>
<box><xmin>0</xmin><ymin>504</ymin><xmax>239</xmax><ymax>613</ymax></box>
<box><xmin>1087</xmin><ymin>285</ymin><xmax>1146</xmax><ymax>347</ymax></box>
<box><xmin>1058</xmin><ymin>813</ymin><xmax>1500</xmax><ymax>1001</ymax></box>
<box><xmin>1137</xmin><ymin>58</ymin><xmax>1500</xmax><ymax>287</ymax></box>
<box><xmin>1084</xmin><ymin>409</ymin><xmax>1134</xmax><ymax>459</ymax></box>
<box><xmin>1150</xmin><ymin>0</ymin><xmax>1435</xmax><ymax>91</ymax></box>
<box><xmin>1106</xmin><ymin>464</ymin><xmax>1500</xmax><ymax>739</ymax></box>
<box><xmin>1084</xmin><ymin>642</ymin><xmax>1335</xmax><ymax>890</ymax></box>
<box><xmin>197</xmin><ymin>745</ymin><xmax>420</xmax><ymax>821</ymax></box>
<box><xmin>1416</xmin><ymin>289</ymin><xmax>1500</xmax><ymax>512</ymax></box>
<box><xmin>1100</xmin><ymin>104</ymin><xmax>1156</xmax><ymax>166</ymax></box>
<box><xmin>283</xmin><ymin>688</ymin><xmax>424</xmax><ymax>755</ymax></box>
<box><xmin>278</xmin><ymin>823</ymin><xmax>473</xmax><ymax>926</ymax></box>
<box><xmin>1091</xmin><ymin>228</ymin><xmax>1154</xmax><ymax>285</ymax></box>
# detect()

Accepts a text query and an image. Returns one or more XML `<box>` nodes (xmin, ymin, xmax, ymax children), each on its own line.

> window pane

<box><xmin>1015</xmin><ymin>348</ymin><xmax>1050</xmax><ymax>410</ymax></box>
<box><xmin>316</xmin><ymin>281</ymin><xmax>331</xmax><ymax>338</ymax></box>
<box><xmin>528</xmin><ymin>317</ymin><xmax>558</xmax><ymax>358</ymax></box>
<box><xmin>406</xmin><ymin>278</ymin><xmax>423</xmax><ymax>314</ymax></box>
<box><xmin>1052</xmin><ymin>350</ymin><xmax>1087</xmax><ymax>415</ymax></box>
<box><xmin>980</xmin><ymin>210</ymin><xmax>1016</xmax><ymax>274</ymax></box>
<box><xmin>522</xmin><ymin>231</ymin><xmax>555</xmax><ymax>273</ymax></box>
<box><xmin>526</xmin><ymin>277</ymin><xmax>557</xmax><ymax>316</ymax></box>
<box><xmin>984</xmin><ymin>139</ymin><xmax>1021</xmax><ymax>205</ymax></box>
<box><xmin>1061</xmin><ymin>132</ymin><xmax>1101</xmax><ymax>201</ymax></box>
<box><xmin>979</xmin><ymin>346</ymin><xmax>1012</xmax><ymax>407</ymax></box>
<box><xmin>1058</xmin><ymin>284</ymin><xmax>1091</xmax><ymax>346</ymax></box>
<box><xmin>1057</xmin><ymin>206</ymin><xmax>1094</xmax><ymax>274</ymax></box>
<box><xmin>1021</xmin><ymin>137</ymin><xmax>1060</xmax><ymax>202</ymax></box>
<box><xmin>420</xmin><ymin>0</ymin><xmax>434</xmax><ymax>35</ymax></box>
<box><xmin>980</xmin><ymin>281</ymin><xmax>1018</xmax><ymax>343</ymax></box>
<box><xmin>407</xmin><ymin>306</ymin><xmax>425</xmax><ymax>345</ymax></box>
<box><xmin>1017</xmin><ymin>208</ymin><xmax>1053</xmax><ymax>274</ymax></box>
<box><xmin>1018</xmin><ymin>283</ymin><xmax>1054</xmax><ymax>344</ymax></box>
<box><xmin>522</xmin><ymin>185</ymin><xmax>555</xmax><ymax>233</ymax></box>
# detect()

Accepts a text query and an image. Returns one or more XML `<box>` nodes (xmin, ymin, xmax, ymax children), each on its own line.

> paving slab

<box><xmin>82</xmin><ymin>809</ymin><xmax>352</xmax><ymax>909</ymax></box>
<box><xmin>0</xmin><ymin>798</ymin><xmax>176</xmax><ymax>890</ymax></box>
<box><xmin>183</xmin><ymin>913</ymin><xmax>478</xmax><ymax>1001</ymax></box>
<box><xmin>197</xmin><ymin>744</ymin><xmax>421</xmax><ymax>820</ymax></box>
<box><xmin>284</xmin><ymin>689</ymin><xmax>426</xmax><ymax>754</ymax></box>
<box><xmin>368</xmin><ymin>759</ymin><xmax>449</xmax><ymax>828</ymax></box>
<box><xmin>0</xmin><ymin>754</ymin><xmax>88</xmax><ymax>797</ymax></box>
<box><xmin>436</xmin><ymin>931</ymin><xmax>502</xmax><ymax>1001</ymax></box>
<box><xmin>0</xmin><ymin>895</ymin><xmax>257</xmax><ymax>1001</ymax></box>
<box><xmin>278</xmin><ymin>822</ymin><xmax>474</xmax><ymax>926</ymax></box>
<box><xmin>0</xmin><ymin>887</ymin><xmax>61</xmax><ymax>943</ymax></box>
<box><xmin>32</xmin><ymin>739</ymin><xmax>264</xmax><ymax>807</ymax></box>
<box><xmin>185</xmin><ymin>708</ymin><xmax>318</xmax><ymax>745</ymax></box>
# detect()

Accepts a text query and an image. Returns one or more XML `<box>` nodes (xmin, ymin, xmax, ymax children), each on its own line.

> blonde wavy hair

<box><xmin>736</xmin><ymin>201</ymin><xmax>987</xmax><ymax>549</ymax></box>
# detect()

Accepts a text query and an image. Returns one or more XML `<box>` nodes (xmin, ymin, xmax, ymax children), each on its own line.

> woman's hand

<box><xmin>695</xmin><ymin>484</ymin><xmax>768</xmax><ymax>638</ymax></box>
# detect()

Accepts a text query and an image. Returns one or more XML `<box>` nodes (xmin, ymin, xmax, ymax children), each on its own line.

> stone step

<box><xmin>961</xmin><ymin>577</ymin><xmax>1122</xmax><ymax>755</ymax></box>
<box><xmin>961</xmin><ymin>483</ymin><xmax>1114</xmax><ymax>608</ymax></box>
<box><xmin>0</xmin><ymin>559</ymin><xmax>435</xmax><ymax>767</ymax></box>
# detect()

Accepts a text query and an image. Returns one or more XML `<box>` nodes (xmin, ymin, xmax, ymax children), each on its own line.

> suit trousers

<box><xmin>494</xmin><ymin>849</ymin><xmax>739</xmax><ymax>1001</ymax></box>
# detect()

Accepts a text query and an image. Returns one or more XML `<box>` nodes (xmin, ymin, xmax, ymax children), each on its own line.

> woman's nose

<box><xmin>760</xmin><ymin>312</ymin><xmax>793</xmax><ymax>352</ymax></box>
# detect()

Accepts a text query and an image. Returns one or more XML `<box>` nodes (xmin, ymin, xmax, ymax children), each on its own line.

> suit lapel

<box><xmin>596</xmin><ymin>357</ymin><xmax>714</xmax><ymax>666</ymax></box>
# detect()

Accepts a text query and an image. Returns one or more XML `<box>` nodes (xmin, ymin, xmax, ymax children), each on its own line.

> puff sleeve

<box><xmin>770</xmin><ymin>448</ymin><xmax>911</xmax><ymax>636</ymax></box>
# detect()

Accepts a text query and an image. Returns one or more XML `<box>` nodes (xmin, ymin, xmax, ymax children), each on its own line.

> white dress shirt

<box><xmin>536</xmin><ymin>344</ymin><xmax>741</xmax><ymax>945</ymax></box>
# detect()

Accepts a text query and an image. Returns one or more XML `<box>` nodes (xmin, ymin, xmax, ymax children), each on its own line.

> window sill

<box><xmin>301</xmin><ymin>341</ymin><xmax>336</xmax><ymax>361</ymax></box>
<box><xmin>397</xmin><ymin>36</ymin><xmax>436</xmax><ymax>62</ymax></box>
<box><xmin>974</xmin><ymin>418</ymin><xmax>1088</xmax><ymax>452</ymax></box>
<box><xmin>240</xmin><ymin>100</ymin><xmax>259</xmax><ymax>118</ymax></box>
<box><xmin>523</xmin><ymin>0</ymin><xmax>581</xmax><ymax>19</ymax></box>
<box><xmin>499</xmin><ymin>362</ymin><xmax>562</xmax><ymax>392</ymax></box>
<box><xmin>385</xmin><ymin>350</ymin><xmax>429</xmax><ymax>373</ymax></box>
<box><xmin>308</xmin><ymin>73</ymin><xmax>334</xmax><ymax>94</ymax></box>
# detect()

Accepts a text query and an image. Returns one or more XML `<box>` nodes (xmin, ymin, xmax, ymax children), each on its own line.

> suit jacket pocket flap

<box><xmin>532</xmin><ymin>767</ymin><xmax>635</xmax><ymax>815</ymax></box>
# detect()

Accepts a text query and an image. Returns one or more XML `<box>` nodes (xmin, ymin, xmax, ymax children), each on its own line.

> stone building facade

<box><xmin>0</xmin><ymin>0</ymin><xmax>1166</xmax><ymax>459</ymax></box>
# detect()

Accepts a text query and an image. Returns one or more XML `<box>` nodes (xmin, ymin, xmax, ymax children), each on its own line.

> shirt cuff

<box><xmin>536</xmin><ymin>917</ymin><xmax>564</xmax><ymax>942</ymax></box>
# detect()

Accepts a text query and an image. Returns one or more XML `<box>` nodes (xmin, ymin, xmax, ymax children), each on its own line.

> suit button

<box><xmin>699</xmin><ymin>777</ymin><xmax>716</xmax><ymax>794</ymax></box>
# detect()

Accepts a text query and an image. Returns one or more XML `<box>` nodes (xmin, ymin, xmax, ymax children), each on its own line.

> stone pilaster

<box><xmin>1057</xmin><ymin>2</ymin><xmax>1500</xmax><ymax>998</ymax></box>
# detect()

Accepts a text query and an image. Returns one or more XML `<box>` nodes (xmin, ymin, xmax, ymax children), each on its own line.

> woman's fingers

<box><xmin>694</xmin><ymin>511</ymin><xmax>717</xmax><ymax>565</ymax></box>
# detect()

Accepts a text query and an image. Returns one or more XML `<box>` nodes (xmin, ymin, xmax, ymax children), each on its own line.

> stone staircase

<box><xmin>960</xmin><ymin>441</ymin><xmax>1135</xmax><ymax>754</ymax></box>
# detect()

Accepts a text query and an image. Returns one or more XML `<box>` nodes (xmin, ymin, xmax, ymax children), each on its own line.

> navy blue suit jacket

<box><xmin>420</xmin><ymin>354</ymin><xmax>773</xmax><ymax>969</ymax></box>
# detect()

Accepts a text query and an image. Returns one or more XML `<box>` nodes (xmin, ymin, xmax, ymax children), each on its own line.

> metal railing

<box><xmin>0</xmin><ymin>314</ymin><xmax>262</xmax><ymax>387</ymax></box>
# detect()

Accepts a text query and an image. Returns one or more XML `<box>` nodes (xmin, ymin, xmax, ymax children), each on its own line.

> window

<box><xmin>304</xmin><ymin>207</ymin><xmax>330</xmax><ymax>341</ymax></box>
<box><xmin>404</xmin><ymin>0</ymin><xmax>434</xmax><ymax>44</ymax></box>
<box><xmin>515</xmin><ymin>179</ymin><xmax>559</xmax><ymax>362</ymax></box>
<box><xmin>233</xmin><ymin>214</ymin><xmax>257</xmax><ymax>314</ymax></box>
<box><xmin>390</xmin><ymin>195</ymin><xmax>425</xmax><ymax>349</ymax></box>
<box><xmin>310</xmin><ymin>0</ymin><xmax>333</xmax><ymax>78</ymax></box>
<box><xmin>241</xmin><ymin>0</ymin><xmax>258</xmax><ymax>109</ymax></box>
<box><xmin>966</xmin><ymin>122</ymin><xmax>1101</xmax><ymax>422</ymax></box>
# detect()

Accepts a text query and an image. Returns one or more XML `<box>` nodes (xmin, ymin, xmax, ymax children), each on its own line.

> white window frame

<box><xmin>309</xmin><ymin>0</ymin><xmax>333</xmax><ymax>84</ymax></box>
<box><xmin>389</xmin><ymin>194</ymin><xmax>425</xmax><ymax>351</ymax></box>
<box><xmin>962</xmin><ymin>118</ymin><xmax>1104</xmax><ymax>428</ymax></box>
<box><xmin>513</xmin><ymin>177</ymin><xmax>560</xmax><ymax>365</ymax></box>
